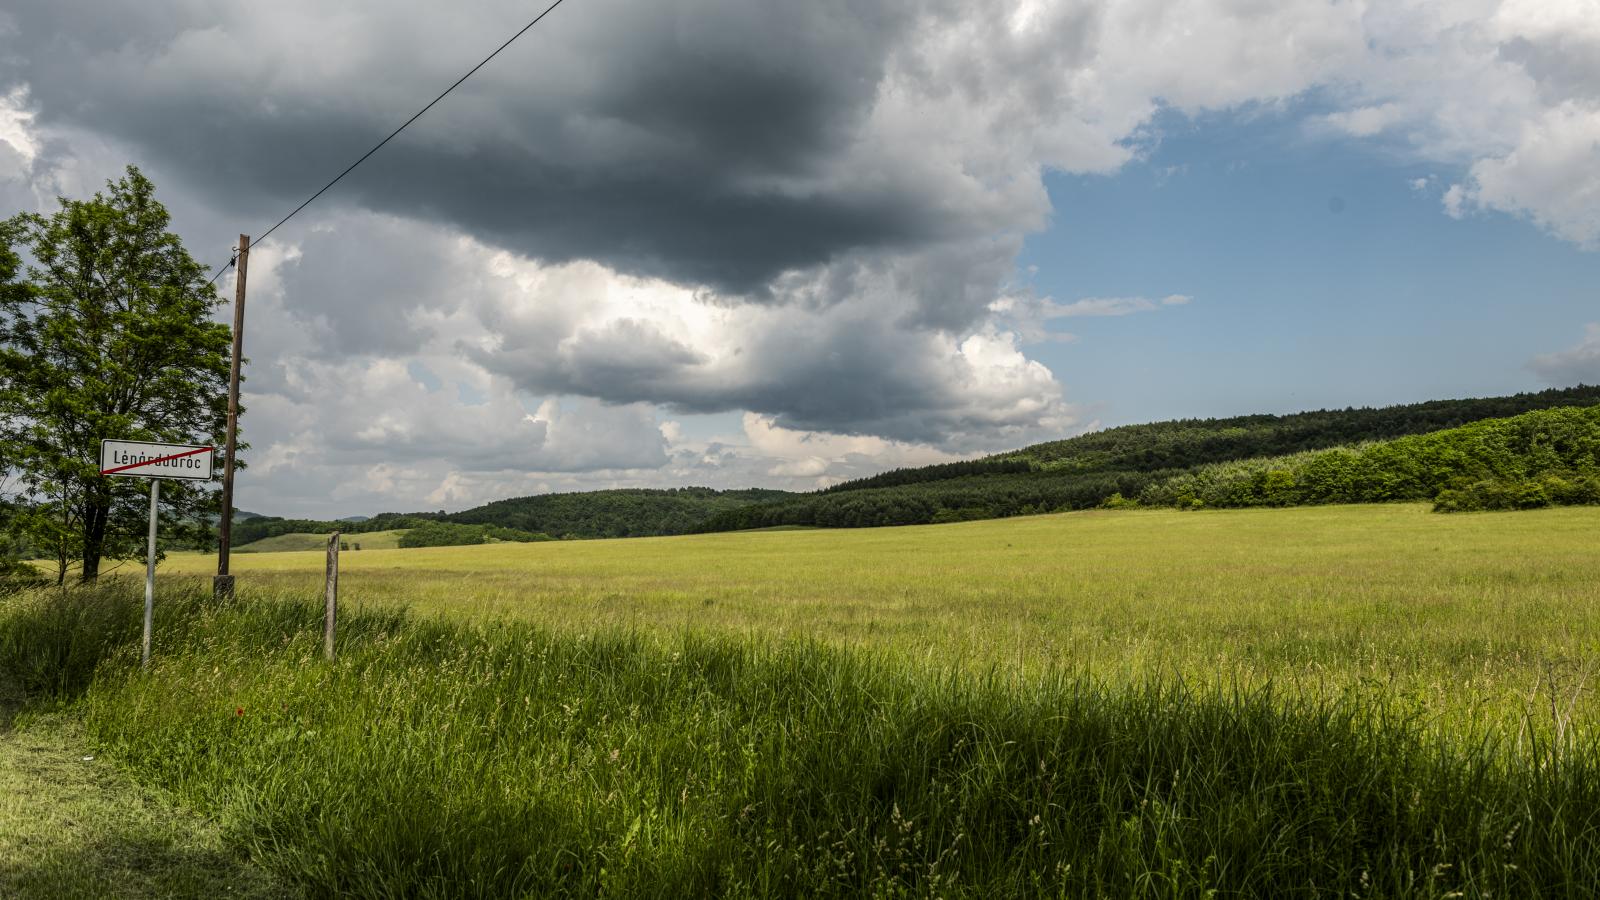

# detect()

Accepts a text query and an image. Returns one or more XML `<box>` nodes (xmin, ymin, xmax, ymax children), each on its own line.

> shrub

<box><xmin>1432</xmin><ymin>473</ymin><xmax>1600</xmax><ymax>512</ymax></box>
<box><xmin>1147</xmin><ymin>406</ymin><xmax>1600</xmax><ymax>513</ymax></box>
<box><xmin>398</xmin><ymin>522</ymin><xmax>552</xmax><ymax>548</ymax></box>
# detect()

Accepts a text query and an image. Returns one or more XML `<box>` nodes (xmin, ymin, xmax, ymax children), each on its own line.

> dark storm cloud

<box><xmin>0</xmin><ymin>0</ymin><xmax>990</xmax><ymax>301</ymax></box>
<box><xmin>0</xmin><ymin>0</ymin><xmax>1094</xmax><ymax>484</ymax></box>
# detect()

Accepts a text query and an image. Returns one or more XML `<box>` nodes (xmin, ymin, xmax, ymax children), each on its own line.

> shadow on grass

<box><xmin>0</xmin><ymin>710</ymin><xmax>294</xmax><ymax>900</ymax></box>
<box><xmin>0</xmin><ymin>829</ymin><xmax>293</xmax><ymax>900</ymax></box>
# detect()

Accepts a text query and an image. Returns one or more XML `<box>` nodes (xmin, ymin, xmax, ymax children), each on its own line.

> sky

<box><xmin>0</xmin><ymin>0</ymin><xmax>1598</xmax><ymax>518</ymax></box>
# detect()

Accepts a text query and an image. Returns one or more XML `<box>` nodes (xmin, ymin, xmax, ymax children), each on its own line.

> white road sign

<box><xmin>100</xmin><ymin>439</ymin><xmax>215</xmax><ymax>481</ymax></box>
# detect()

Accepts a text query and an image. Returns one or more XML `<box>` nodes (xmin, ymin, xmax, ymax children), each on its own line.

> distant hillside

<box><xmin>1136</xmin><ymin>404</ymin><xmax>1600</xmax><ymax>512</ymax></box>
<box><xmin>1003</xmin><ymin>391</ymin><xmax>1600</xmax><ymax>471</ymax></box>
<box><xmin>234</xmin><ymin>487</ymin><xmax>795</xmax><ymax>548</ymax></box>
<box><xmin>448</xmin><ymin>487</ymin><xmax>796</xmax><ymax>539</ymax></box>
<box><xmin>232</xmin><ymin>512</ymin><xmax>440</xmax><ymax>548</ymax></box>
<box><xmin>695</xmin><ymin>386</ymin><xmax>1600</xmax><ymax>531</ymax></box>
<box><xmin>232</xmin><ymin>386</ymin><xmax>1600</xmax><ymax>544</ymax></box>
<box><xmin>237</xmin><ymin>530</ymin><xmax>410</xmax><ymax>553</ymax></box>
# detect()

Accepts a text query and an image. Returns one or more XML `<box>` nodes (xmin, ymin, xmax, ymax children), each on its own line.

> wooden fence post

<box><xmin>325</xmin><ymin>531</ymin><xmax>339</xmax><ymax>661</ymax></box>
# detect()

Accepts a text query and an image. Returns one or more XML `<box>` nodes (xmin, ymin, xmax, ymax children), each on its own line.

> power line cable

<box><xmin>205</xmin><ymin>0</ymin><xmax>572</xmax><ymax>288</ymax></box>
<box><xmin>206</xmin><ymin>253</ymin><xmax>235</xmax><ymax>287</ymax></box>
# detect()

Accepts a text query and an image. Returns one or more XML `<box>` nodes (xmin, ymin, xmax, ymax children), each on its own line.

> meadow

<box><xmin>164</xmin><ymin>504</ymin><xmax>1600</xmax><ymax>735</ymax></box>
<box><xmin>235</xmin><ymin>529</ymin><xmax>408</xmax><ymax>553</ymax></box>
<box><xmin>4</xmin><ymin>504</ymin><xmax>1600</xmax><ymax>897</ymax></box>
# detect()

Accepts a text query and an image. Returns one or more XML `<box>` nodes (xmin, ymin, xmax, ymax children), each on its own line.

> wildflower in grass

<box><xmin>236</xmin><ymin>706</ymin><xmax>244</xmax><ymax>717</ymax></box>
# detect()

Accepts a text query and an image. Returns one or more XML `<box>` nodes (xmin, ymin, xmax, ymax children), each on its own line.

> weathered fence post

<box><xmin>325</xmin><ymin>531</ymin><xmax>339</xmax><ymax>661</ymax></box>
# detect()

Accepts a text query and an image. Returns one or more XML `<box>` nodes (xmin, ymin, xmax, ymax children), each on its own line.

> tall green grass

<box><xmin>5</xmin><ymin>583</ymin><xmax>1600</xmax><ymax>897</ymax></box>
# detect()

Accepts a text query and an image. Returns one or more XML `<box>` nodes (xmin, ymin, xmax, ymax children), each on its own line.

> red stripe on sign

<box><xmin>101</xmin><ymin>446</ymin><xmax>213</xmax><ymax>476</ymax></box>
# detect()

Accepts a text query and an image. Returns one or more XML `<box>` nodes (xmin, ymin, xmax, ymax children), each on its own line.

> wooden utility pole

<box><xmin>215</xmin><ymin>234</ymin><xmax>249</xmax><ymax>600</ymax></box>
<box><xmin>324</xmin><ymin>531</ymin><xmax>340</xmax><ymax>661</ymax></box>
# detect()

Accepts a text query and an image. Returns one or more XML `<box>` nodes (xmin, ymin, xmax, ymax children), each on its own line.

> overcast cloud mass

<box><xmin>1</xmin><ymin>0</ymin><xmax>1598</xmax><ymax>516</ymax></box>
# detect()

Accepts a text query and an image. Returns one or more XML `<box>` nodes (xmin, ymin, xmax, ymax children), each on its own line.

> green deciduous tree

<box><xmin>0</xmin><ymin>166</ymin><xmax>232</xmax><ymax>581</ymax></box>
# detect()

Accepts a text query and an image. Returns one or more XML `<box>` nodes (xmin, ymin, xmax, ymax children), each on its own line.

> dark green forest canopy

<box><xmin>397</xmin><ymin>521</ymin><xmax>552</xmax><ymax>548</ymax></box>
<box><xmin>1138</xmin><ymin>404</ymin><xmax>1600</xmax><ymax>512</ymax></box>
<box><xmin>996</xmin><ymin>384</ymin><xmax>1600</xmax><ymax>472</ymax></box>
<box><xmin>693</xmin><ymin>386</ymin><xmax>1600</xmax><ymax>532</ymax></box>
<box><xmin>230</xmin><ymin>512</ymin><xmax>442</xmax><ymax>547</ymax></box>
<box><xmin>235</xmin><ymin>488</ymin><xmax>796</xmax><ymax>545</ymax></box>
<box><xmin>446</xmin><ymin>487</ymin><xmax>795</xmax><ymax>538</ymax></box>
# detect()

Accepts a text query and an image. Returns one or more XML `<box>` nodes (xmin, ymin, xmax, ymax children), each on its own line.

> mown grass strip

<box><xmin>0</xmin><ymin>712</ymin><xmax>290</xmax><ymax>899</ymax></box>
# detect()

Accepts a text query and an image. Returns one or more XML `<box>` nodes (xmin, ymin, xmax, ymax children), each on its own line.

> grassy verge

<box><xmin>4</xmin><ymin>583</ymin><xmax>1599</xmax><ymax>897</ymax></box>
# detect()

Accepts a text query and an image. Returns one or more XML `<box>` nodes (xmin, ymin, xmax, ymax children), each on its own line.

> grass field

<box><xmin>234</xmin><ymin>529</ymin><xmax>408</xmax><ymax>553</ymax></box>
<box><xmin>163</xmin><ymin>504</ymin><xmax>1600</xmax><ymax>734</ymax></box>
<box><xmin>5</xmin><ymin>504</ymin><xmax>1600</xmax><ymax>896</ymax></box>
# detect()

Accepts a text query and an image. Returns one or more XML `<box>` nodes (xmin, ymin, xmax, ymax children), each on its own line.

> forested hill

<box><xmin>1001</xmin><ymin>388</ymin><xmax>1600</xmax><ymax>470</ymax></box>
<box><xmin>235</xmin><ymin>386</ymin><xmax>1600</xmax><ymax>542</ymax></box>
<box><xmin>235</xmin><ymin>488</ymin><xmax>796</xmax><ymax>545</ymax></box>
<box><xmin>813</xmin><ymin>385</ymin><xmax>1600</xmax><ymax>494</ymax></box>
<box><xmin>446</xmin><ymin>488</ymin><xmax>796</xmax><ymax>538</ymax></box>
<box><xmin>693</xmin><ymin>386</ymin><xmax>1600</xmax><ymax>531</ymax></box>
<box><xmin>1136</xmin><ymin>404</ymin><xmax>1600</xmax><ymax>512</ymax></box>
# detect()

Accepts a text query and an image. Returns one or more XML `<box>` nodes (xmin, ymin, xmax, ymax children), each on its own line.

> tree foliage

<box><xmin>817</xmin><ymin>459</ymin><xmax>1033</xmax><ymax>494</ymax></box>
<box><xmin>397</xmin><ymin>521</ymin><xmax>552</xmax><ymax>548</ymax></box>
<box><xmin>231</xmin><ymin>513</ymin><xmax>438</xmax><ymax>547</ymax></box>
<box><xmin>1000</xmin><ymin>385</ymin><xmax>1600</xmax><ymax>474</ymax></box>
<box><xmin>446</xmin><ymin>488</ymin><xmax>795</xmax><ymax>539</ymax></box>
<box><xmin>0</xmin><ymin>167</ymin><xmax>231</xmax><ymax>580</ymax></box>
<box><xmin>695</xmin><ymin>388</ymin><xmax>1600</xmax><ymax>532</ymax></box>
<box><xmin>1136</xmin><ymin>405</ymin><xmax>1600</xmax><ymax>512</ymax></box>
<box><xmin>232</xmin><ymin>489</ymin><xmax>791</xmax><ymax>547</ymax></box>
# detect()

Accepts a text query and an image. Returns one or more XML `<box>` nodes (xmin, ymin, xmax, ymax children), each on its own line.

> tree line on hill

<box><xmin>994</xmin><ymin>385</ymin><xmax>1600</xmax><ymax>474</ymax></box>
<box><xmin>229</xmin><ymin>487</ymin><xmax>797</xmax><ymax>548</ymax></box>
<box><xmin>445</xmin><ymin>487</ymin><xmax>795</xmax><ymax>539</ymax></box>
<box><xmin>1134</xmin><ymin>405</ymin><xmax>1600</xmax><ymax>512</ymax></box>
<box><xmin>692</xmin><ymin>470</ymin><xmax>1164</xmax><ymax>532</ymax></box>
<box><xmin>693</xmin><ymin>387</ymin><xmax>1600</xmax><ymax>532</ymax></box>
<box><xmin>397</xmin><ymin>521</ymin><xmax>553</xmax><ymax>548</ymax></box>
<box><xmin>230</xmin><ymin>512</ymin><xmax>442</xmax><ymax>546</ymax></box>
<box><xmin>815</xmin><ymin>459</ymin><xmax>1033</xmax><ymax>493</ymax></box>
<box><xmin>228</xmin><ymin>517</ymin><xmax>554</xmax><ymax>550</ymax></box>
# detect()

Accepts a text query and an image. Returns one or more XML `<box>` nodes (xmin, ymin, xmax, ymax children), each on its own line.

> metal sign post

<box><xmin>100</xmin><ymin>440</ymin><xmax>216</xmax><ymax>667</ymax></box>
<box><xmin>143</xmin><ymin>479</ymin><xmax>159</xmax><ymax>667</ymax></box>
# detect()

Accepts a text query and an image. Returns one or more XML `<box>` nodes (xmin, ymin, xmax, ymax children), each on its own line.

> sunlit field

<box><xmin>232</xmin><ymin>529</ymin><xmax>409</xmax><ymax>553</ymax></box>
<box><xmin>163</xmin><ymin>504</ymin><xmax>1600</xmax><ymax>735</ymax></box>
<box><xmin>8</xmin><ymin>504</ymin><xmax>1600</xmax><ymax>896</ymax></box>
